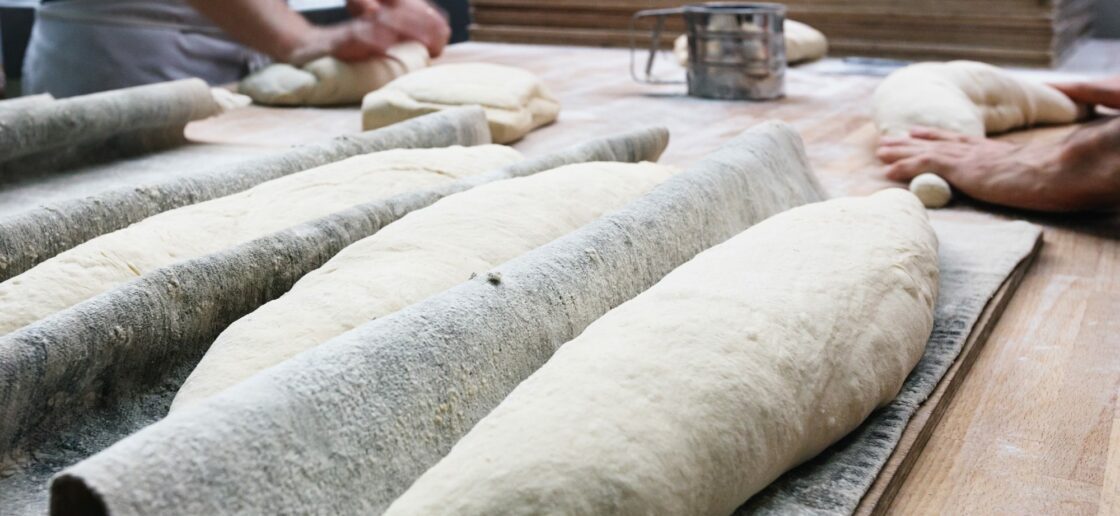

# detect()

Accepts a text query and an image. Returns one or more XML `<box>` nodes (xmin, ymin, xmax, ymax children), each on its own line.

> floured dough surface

<box><xmin>171</xmin><ymin>160</ymin><xmax>677</xmax><ymax>410</ymax></box>
<box><xmin>385</xmin><ymin>189</ymin><xmax>939</xmax><ymax>516</ymax></box>
<box><xmin>0</xmin><ymin>145</ymin><xmax>521</xmax><ymax>336</ymax></box>
<box><xmin>873</xmin><ymin>60</ymin><xmax>1078</xmax><ymax>137</ymax></box>
<box><xmin>673</xmin><ymin>19</ymin><xmax>827</xmax><ymax>66</ymax></box>
<box><xmin>240</xmin><ymin>42</ymin><xmax>430</xmax><ymax>106</ymax></box>
<box><xmin>362</xmin><ymin>63</ymin><xmax>560</xmax><ymax>143</ymax></box>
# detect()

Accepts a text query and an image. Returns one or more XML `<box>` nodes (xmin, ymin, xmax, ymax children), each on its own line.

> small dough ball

<box><xmin>909</xmin><ymin>173</ymin><xmax>952</xmax><ymax>208</ymax></box>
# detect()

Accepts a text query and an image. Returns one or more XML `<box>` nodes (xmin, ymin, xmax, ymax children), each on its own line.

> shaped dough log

<box><xmin>51</xmin><ymin>121</ymin><xmax>825</xmax><ymax>516</ymax></box>
<box><xmin>0</xmin><ymin>146</ymin><xmax>522</xmax><ymax>336</ymax></box>
<box><xmin>0</xmin><ymin>127</ymin><xmax>667</xmax><ymax>463</ymax></box>
<box><xmin>172</xmin><ymin>160</ymin><xmax>676</xmax><ymax>410</ymax></box>
<box><xmin>240</xmin><ymin>42</ymin><xmax>430</xmax><ymax>106</ymax></box>
<box><xmin>0</xmin><ymin>79</ymin><xmax>224</xmax><ymax>175</ymax></box>
<box><xmin>872</xmin><ymin>60</ymin><xmax>1078</xmax><ymax>137</ymax></box>
<box><xmin>673</xmin><ymin>20</ymin><xmax>828</xmax><ymax>66</ymax></box>
<box><xmin>387</xmin><ymin>189</ymin><xmax>938</xmax><ymax>515</ymax></box>
<box><xmin>362</xmin><ymin>63</ymin><xmax>560</xmax><ymax>143</ymax></box>
<box><xmin>0</xmin><ymin>107</ymin><xmax>491</xmax><ymax>282</ymax></box>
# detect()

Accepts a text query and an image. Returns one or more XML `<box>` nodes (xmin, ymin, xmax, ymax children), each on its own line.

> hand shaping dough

<box><xmin>362</xmin><ymin>63</ymin><xmax>560</xmax><ymax>144</ymax></box>
<box><xmin>0</xmin><ymin>145</ymin><xmax>521</xmax><ymax>336</ymax></box>
<box><xmin>872</xmin><ymin>60</ymin><xmax>1078</xmax><ymax>137</ymax></box>
<box><xmin>385</xmin><ymin>188</ymin><xmax>939</xmax><ymax>516</ymax></box>
<box><xmin>171</xmin><ymin>161</ymin><xmax>676</xmax><ymax>410</ymax></box>
<box><xmin>673</xmin><ymin>19</ymin><xmax>828</xmax><ymax>66</ymax></box>
<box><xmin>240</xmin><ymin>42</ymin><xmax>430</xmax><ymax>106</ymax></box>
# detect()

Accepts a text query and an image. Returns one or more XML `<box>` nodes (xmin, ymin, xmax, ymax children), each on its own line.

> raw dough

<box><xmin>909</xmin><ymin>173</ymin><xmax>952</xmax><ymax>208</ymax></box>
<box><xmin>385</xmin><ymin>189</ymin><xmax>939</xmax><ymax>516</ymax></box>
<box><xmin>362</xmin><ymin>63</ymin><xmax>560</xmax><ymax>144</ymax></box>
<box><xmin>0</xmin><ymin>145</ymin><xmax>520</xmax><ymax>336</ymax></box>
<box><xmin>209</xmin><ymin>88</ymin><xmax>252</xmax><ymax>111</ymax></box>
<box><xmin>240</xmin><ymin>42</ymin><xmax>430</xmax><ymax>106</ymax></box>
<box><xmin>171</xmin><ymin>161</ymin><xmax>676</xmax><ymax>410</ymax></box>
<box><xmin>673</xmin><ymin>20</ymin><xmax>828</xmax><ymax>66</ymax></box>
<box><xmin>872</xmin><ymin>60</ymin><xmax>1079</xmax><ymax>137</ymax></box>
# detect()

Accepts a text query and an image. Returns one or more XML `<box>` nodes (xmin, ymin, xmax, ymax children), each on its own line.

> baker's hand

<box><xmin>878</xmin><ymin>126</ymin><xmax>1120</xmax><ymax>212</ymax></box>
<box><xmin>346</xmin><ymin>0</ymin><xmax>383</xmax><ymax>17</ymax></box>
<box><xmin>375</xmin><ymin>0</ymin><xmax>451</xmax><ymax>57</ymax></box>
<box><xmin>1051</xmin><ymin>76</ymin><xmax>1120</xmax><ymax>110</ymax></box>
<box><xmin>323</xmin><ymin>18</ymin><xmax>404</xmax><ymax>62</ymax></box>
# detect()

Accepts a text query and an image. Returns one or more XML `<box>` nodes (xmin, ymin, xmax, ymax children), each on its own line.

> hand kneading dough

<box><xmin>0</xmin><ymin>145</ymin><xmax>521</xmax><ymax>336</ymax></box>
<box><xmin>361</xmin><ymin>63</ymin><xmax>560</xmax><ymax>144</ymax></box>
<box><xmin>673</xmin><ymin>20</ymin><xmax>828</xmax><ymax>66</ymax></box>
<box><xmin>240</xmin><ymin>42</ymin><xmax>430</xmax><ymax>106</ymax></box>
<box><xmin>385</xmin><ymin>189</ymin><xmax>939</xmax><ymax>516</ymax></box>
<box><xmin>873</xmin><ymin>60</ymin><xmax>1078</xmax><ymax>137</ymax></box>
<box><xmin>171</xmin><ymin>161</ymin><xmax>677</xmax><ymax>410</ymax></box>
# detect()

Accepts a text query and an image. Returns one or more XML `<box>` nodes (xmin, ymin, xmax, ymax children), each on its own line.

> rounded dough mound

<box><xmin>240</xmin><ymin>42</ymin><xmax>430</xmax><ymax>106</ymax></box>
<box><xmin>873</xmin><ymin>60</ymin><xmax>1078</xmax><ymax>138</ymax></box>
<box><xmin>384</xmin><ymin>189</ymin><xmax>939</xmax><ymax>516</ymax></box>
<box><xmin>673</xmin><ymin>19</ymin><xmax>828</xmax><ymax>67</ymax></box>
<box><xmin>361</xmin><ymin>63</ymin><xmax>561</xmax><ymax>144</ymax></box>
<box><xmin>909</xmin><ymin>173</ymin><xmax>952</xmax><ymax>208</ymax></box>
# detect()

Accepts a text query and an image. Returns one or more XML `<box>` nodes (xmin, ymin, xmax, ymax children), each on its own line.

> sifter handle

<box><xmin>629</xmin><ymin>7</ymin><xmax>687</xmax><ymax>85</ymax></box>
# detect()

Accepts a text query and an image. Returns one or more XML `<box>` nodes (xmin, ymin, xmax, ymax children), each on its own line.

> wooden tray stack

<box><xmin>470</xmin><ymin>0</ymin><xmax>1096</xmax><ymax>67</ymax></box>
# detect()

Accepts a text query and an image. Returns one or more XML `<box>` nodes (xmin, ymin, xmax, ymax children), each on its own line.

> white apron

<box><xmin>22</xmin><ymin>0</ymin><xmax>269</xmax><ymax>97</ymax></box>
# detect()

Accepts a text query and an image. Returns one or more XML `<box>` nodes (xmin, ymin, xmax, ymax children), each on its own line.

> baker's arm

<box><xmin>878</xmin><ymin>118</ymin><xmax>1120</xmax><ymax>212</ymax></box>
<box><xmin>185</xmin><ymin>0</ymin><xmax>447</xmax><ymax>65</ymax></box>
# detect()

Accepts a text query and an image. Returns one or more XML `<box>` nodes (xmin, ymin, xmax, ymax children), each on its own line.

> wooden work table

<box><xmin>187</xmin><ymin>41</ymin><xmax>1120</xmax><ymax>514</ymax></box>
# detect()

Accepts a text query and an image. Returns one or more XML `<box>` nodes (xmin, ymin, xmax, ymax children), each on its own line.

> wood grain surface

<box><xmin>186</xmin><ymin>41</ymin><xmax>1120</xmax><ymax>514</ymax></box>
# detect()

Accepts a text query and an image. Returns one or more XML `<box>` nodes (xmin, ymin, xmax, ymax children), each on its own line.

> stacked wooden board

<box><xmin>470</xmin><ymin>0</ymin><xmax>1095</xmax><ymax>66</ymax></box>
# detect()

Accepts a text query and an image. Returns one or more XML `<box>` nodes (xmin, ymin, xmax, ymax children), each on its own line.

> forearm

<box><xmin>186</xmin><ymin>0</ymin><xmax>336</xmax><ymax>64</ymax></box>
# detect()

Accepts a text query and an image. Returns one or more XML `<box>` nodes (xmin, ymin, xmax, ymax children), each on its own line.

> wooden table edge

<box><xmin>855</xmin><ymin>230</ymin><xmax>1046</xmax><ymax>515</ymax></box>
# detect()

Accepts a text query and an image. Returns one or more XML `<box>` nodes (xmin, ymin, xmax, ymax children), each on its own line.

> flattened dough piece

<box><xmin>873</xmin><ymin>60</ymin><xmax>1078</xmax><ymax>137</ymax></box>
<box><xmin>386</xmin><ymin>189</ymin><xmax>939</xmax><ymax>516</ymax></box>
<box><xmin>171</xmin><ymin>161</ymin><xmax>677</xmax><ymax>410</ymax></box>
<box><xmin>673</xmin><ymin>20</ymin><xmax>828</xmax><ymax>66</ymax></box>
<box><xmin>362</xmin><ymin>63</ymin><xmax>560</xmax><ymax>144</ymax></box>
<box><xmin>0</xmin><ymin>145</ymin><xmax>521</xmax><ymax>335</ymax></box>
<box><xmin>240</xmin><ymin>42</ymin><xmax>430</xmax><ymax>106</ymax></box>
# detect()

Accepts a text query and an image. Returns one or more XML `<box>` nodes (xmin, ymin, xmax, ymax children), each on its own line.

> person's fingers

<box><xmin>1049</xmin><ymin>78</ymin><xmax>1120</xmax><ymax>110</ymax></box>
<box><xmin>330</xmin><ymin>20</ymin><xmax>400</xmax><ymax>61</ymax></box>
<box><xmin>909</xmin><ymin>126</ymin><xmax>975</xmax><ymax>143</ymax></box>
<box><xmin>877</xmin><ymin>135</ymin><xmax>913</xmax><ymax>147</ymax></box>
<box><xmin>884</xmin><ymin>155</ymin><xmax>945</xmax><ymax>182</ymax></box>
<box><xmin>875</xmin><ymin>143</ymin><xmax>926</xmax><ymax>164</ymax></box>
<box><xmin>346</xmin><ymin>0</ymin><xmax>381</xmax><ymax>17</ymax></box>
<box><xmin>376</xmin><ymin>0</ymin><xmax>450</xmax><ymax>56</ymax></box>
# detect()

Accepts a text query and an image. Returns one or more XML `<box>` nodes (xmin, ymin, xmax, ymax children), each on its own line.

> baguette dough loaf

<box><xmin>0</xmin><ymin>145</ymin><xmax>521</xmax><ymax>336</ymax></box>
<box><xmin>171</xmin><ymin>161</ymin><xmax>676</xmax><ymax>410</ymax></box>
<box><xmin>361</xmin><ymin>63</ymin><xmax>560</xmax><ymax>144</ymax></box>
<box><xmin>240</xmin><ymin>42</ymin><xmax>430</xmax><ymax>106</ymax></box>
<box><xmin>385</xmin><ymin>189</ymin><xmax>939</xmax><ymax>516</ymax></box>
<box><xmin>872</xmin><ymin>60</ymin><xmax>1078</xmax><ymax>137</ymax></box>
<box><xmin>673</xmin><ymin>20</ymin><xmax>828</xmax><ymax>66</ymax></box>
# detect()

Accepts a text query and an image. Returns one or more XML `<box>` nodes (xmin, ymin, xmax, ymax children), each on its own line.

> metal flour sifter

<box><xmin>630</xmin><ymin>2</ymin><xmax>787</xmax><ymax>100</ymax></box>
